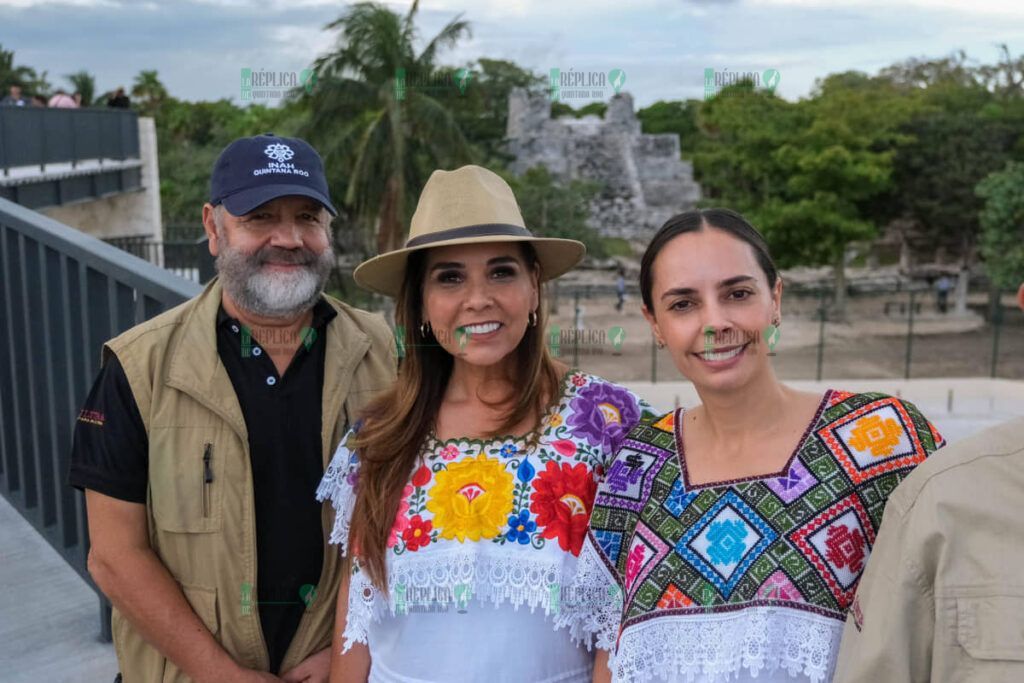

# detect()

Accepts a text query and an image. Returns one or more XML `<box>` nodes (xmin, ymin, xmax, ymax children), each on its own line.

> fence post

<box><xmin>990</xmin><ymin>288</ymin><xmax>1003</xmax><ymax>378</ymax></box>
<box><xmin>815</xmin><ymin>289</ymin><xmax>826</xmax><ymax>381</ymax></box>
<box><xmin>904</xmin><ymin>288</ymin><xmax>916</xmax><ymax>380</ymax></box>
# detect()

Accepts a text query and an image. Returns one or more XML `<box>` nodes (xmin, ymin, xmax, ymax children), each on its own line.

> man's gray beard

<box><xmin>216</xmin><ymin>238</ymin><xmax>335</xmax><ymax>319</ymax></box>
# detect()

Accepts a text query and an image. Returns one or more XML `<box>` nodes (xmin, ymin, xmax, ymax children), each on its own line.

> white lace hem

<box><xmin>553</xmin><ymin>535</ymin><xmax>623</xmax><ymax>651</ymax></box>
<box><xmin>610</xmin><ymin>606</ymin><xmax>843</xmax><ymax>683</ymax></box>
<box><xmin>315</xmin><ymin>444</ymin><xmax>356</xmax><ymax>554</ymax></box>
<box><xmin>341</xmin><ymin>548</ymin><xmax>579</xmax><ymax>652</ymax></box>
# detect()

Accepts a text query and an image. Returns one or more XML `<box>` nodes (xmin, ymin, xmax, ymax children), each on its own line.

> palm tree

<box><xmin>301</xmin><ymin>1</ymin><xmax>474</xmax><ymax>255</ymax></box>
<box><xmin>65</xmin><ymin>70</ymin><xmax>96</xmax><ymax>107</ymax></box>
<box><xmin>131</xmin><ymin>69</ymin><xmax>168</xmax><ymax>114</ymax></box>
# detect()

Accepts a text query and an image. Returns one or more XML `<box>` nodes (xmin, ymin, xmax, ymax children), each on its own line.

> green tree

<box><xmin>977</xmin><ymin>161</ymin><xmax>1024</xmax><ymax>290</ymax></box>
<box><xmin>503</xmin><ymin>166</ymin><xmax>605</xmax><ymax>258</ymax></box>
<box><xmin>637</xmin><ymin>100</ymin><xmax>701</xmax><ymax>155</ymax></box>
<box><xmin>131</xmin><ymin>69</ymin><xmax>168</xmax><ymax>114</ymax></box>
<box><xmin>300</xmin><ymin>0</ymin><xmax>474</xmax><ymax>255</ymax></box>
<box><xmin>0</xmin><ymin>43</ymin><xmax>50</xmax><ymax>96</ymax></box>
<box><xmin>447</xmin><ymin>58</ymin><xmax>543</xmax><ymax>164</ymax></box>
<box><xmin>65</xmin><ymin>70</ymin><xmax>96</xmax><ymax>107</ymax></box>
<box><xmin>695</xmin><ymin>76</ymin><xmax>917</xmax><ymax>317</ymax></box>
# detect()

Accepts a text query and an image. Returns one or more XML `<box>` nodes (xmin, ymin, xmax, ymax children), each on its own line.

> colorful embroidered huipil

<box><xmin>557</xmin><ymin>390</ymin><xmax>946</xmax><ymax>683</ymax></box>
<box><xmin>316</xmin><ymin>371</ymin><xmax>655</xmax><ymax>682</ymax></box>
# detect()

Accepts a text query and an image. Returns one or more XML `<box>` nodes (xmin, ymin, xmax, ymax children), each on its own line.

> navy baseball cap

<box><xmin>209</xmin><ymin>133</ymin><xmax>337</xmax><ymax>216</ymax></box>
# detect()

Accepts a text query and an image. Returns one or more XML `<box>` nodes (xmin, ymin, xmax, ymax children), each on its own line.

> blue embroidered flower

<box><xmin>517</xmin><ymin>458</ymin><xmax>536</xmax><ymax>483</ymax></box>
<box><xmin>499</xmin><ymin>443</ymin><xmax>519</xmax><ymax>459</ymax></box>
<box><xmin>505</xmin><ymin>510</ymin><xmax>536</xmax><ymax>545</ymax></box>
<box><xmin>706</xmin><ymin>519</ymin><xmax>749</xmax><ymax>566</ymax></box>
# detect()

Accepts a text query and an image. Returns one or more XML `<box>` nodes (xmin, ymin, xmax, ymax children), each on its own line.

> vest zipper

<box><xmin>202</xmin><ymin>443</ymin><xmax>213</xmax><ymax>517</ymax></box>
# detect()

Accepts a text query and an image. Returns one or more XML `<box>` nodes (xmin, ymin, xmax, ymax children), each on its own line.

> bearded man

<box><xmin>68</xmin><ymin>134</ymin><xmax>396</xmax><ymax>683</ymax></box>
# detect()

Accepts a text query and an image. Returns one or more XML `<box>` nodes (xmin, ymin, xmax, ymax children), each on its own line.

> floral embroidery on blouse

<box><xmin>315</xmin><ymin>369</ymin><xmax>656</xmax><ymax>650</ymax></box>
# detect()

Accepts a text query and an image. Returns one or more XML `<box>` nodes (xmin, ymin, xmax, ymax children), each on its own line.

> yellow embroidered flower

<box><xmin>848</xmin><ymin>414</ymin><xmax>902</xmax><ymax>458</ymax></box>
<box><xmin>426</xmin><ymin>454</ymin><xmax>514</xmax><ymax>542</ymax></box>
<box><xmin>547</xmin><ymin>412</ymin><xmax>564</xmax><ymax>428</ymax></box>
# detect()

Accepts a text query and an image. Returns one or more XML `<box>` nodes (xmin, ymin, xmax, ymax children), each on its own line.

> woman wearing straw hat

<box><xmin>316</xmin><ymin>165</ymin><xmax>654</xmax><ymax>682</ymax></box>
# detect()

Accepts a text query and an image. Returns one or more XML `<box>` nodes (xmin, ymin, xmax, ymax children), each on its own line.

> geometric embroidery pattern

<box><xmin>587</xmin><ymin>390</ymin><xmax>945</xmax><ymax>631</ymax></box>
<box><xmin>789</xmin><ymin>493</ymin><xmax>877</xmax><ymax>607</ymax></box>
<box><xmin>676</xmin><ymin>491</ymin><xmax>777</xmax><ymax>598</ymax></box>
<box><xmin>817</xmin><ymin>397</ymin><xmax>929</xmax><ymax>485</ymax></box>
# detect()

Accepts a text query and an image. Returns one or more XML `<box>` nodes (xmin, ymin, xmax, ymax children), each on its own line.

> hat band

<box><xmin>405</xmin><ymin>223</ymin><xmax>532</xmax><ymax>248</ymax></box>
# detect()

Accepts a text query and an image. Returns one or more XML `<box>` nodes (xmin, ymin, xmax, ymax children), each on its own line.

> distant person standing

<box><xmin>0</xmin><ymin>84</ymin><xmax>28</xmax><ymax>106</ymax></box>
<box><xmin>48</xmin><ymin>89</ymin><xmax>78</xmax><ymax>108</ymax></box>
<box><xmin>935</xmin><ymin>274</ymin><xmax>953</xmax><ymax>313</ymax></box>
<box><xmin>107</xmin><ymin>87</ymin><xmax>131</xmax><ymax>109</ymax></box>
<box><xmin>615</xmin><ymin>266</ymin><xmax>626</xmax><ymax>312</ymax></box>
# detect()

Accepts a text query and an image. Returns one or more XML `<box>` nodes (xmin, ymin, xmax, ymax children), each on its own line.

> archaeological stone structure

<box><xmin>506</xmin><ymin>88</ymin><xmax>701</xmax><ymax>240</ymax></box>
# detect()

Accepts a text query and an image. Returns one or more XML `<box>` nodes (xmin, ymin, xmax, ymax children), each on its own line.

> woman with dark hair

<box><xmin>316</xmin><ymin>165</ymin><xmax>653</xmax><ymax>683</ymax></box>
<box><xmin>559</xmin><ymin>209</ymin><xmax>945</xmax><ymax>682</ymax></box>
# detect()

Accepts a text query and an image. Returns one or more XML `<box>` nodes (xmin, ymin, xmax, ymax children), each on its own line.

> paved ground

<box><xmin>0</xmin><ymin>494</ymin><xmax>118</xmax><ymax>683</ymax></box>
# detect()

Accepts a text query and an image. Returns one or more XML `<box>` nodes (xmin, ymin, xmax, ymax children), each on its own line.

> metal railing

<box><xmin>0</xmin><ymin>196</ymin><xmax>200</xmax><ymax>640</ymax></box>
<box><xmin>0</xmin><ymin>107</ymin><xmax>139</xmax><ymax>176</ymax></box>
<box><xmin>104</xmin><ymin>235</ymin><xmax>216</xmax><ymax>284</ymax></box>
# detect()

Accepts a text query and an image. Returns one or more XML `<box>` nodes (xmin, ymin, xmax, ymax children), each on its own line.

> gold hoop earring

<box><xmin>419</xmin><ymin>321</ymin><xmax>432</xmax><ymax>337</ymax></box>
<box><xmin>529</xmin><ymin>310</ymin><xmax>538</xmax><ymax>327</ymax></box>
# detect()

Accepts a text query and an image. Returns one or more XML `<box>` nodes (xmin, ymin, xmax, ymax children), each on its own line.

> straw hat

<box><xmin>353</xmin><ymin>165</ymin><xmax>586</xmax><ymax>297</ymax></box>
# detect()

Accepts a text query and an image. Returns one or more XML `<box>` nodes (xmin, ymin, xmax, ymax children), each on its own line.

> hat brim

<box><xmin>220</xmin><ymin>183</ymin><xmax>338</xmax><ymax>217</ymax></box>
<box><xmin>353</xmin><ymin>235</ymin><xmax>586</xmax><ymax>298</ymax></box>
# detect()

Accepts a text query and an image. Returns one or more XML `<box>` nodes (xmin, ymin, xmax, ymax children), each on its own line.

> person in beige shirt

<box><xmin>833</xmin><ymin>280</ymin><xmax>1024</xmax><ymax>683</ymax></box>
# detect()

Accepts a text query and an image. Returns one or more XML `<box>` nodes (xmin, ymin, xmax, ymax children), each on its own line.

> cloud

<box><xmin>1</xmin><ymin>0</ymin><xmax>1022</xmax><ymax>106</ymax></box>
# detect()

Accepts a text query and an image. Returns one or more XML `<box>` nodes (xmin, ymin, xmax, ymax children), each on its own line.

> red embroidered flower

<box><xmin>388</xmin><ymin>485</ymin><xmax>414</xmax><ymax>548</ymax></box>
<box><xmin>530</xmin><ymin>461</ymin><xmax>596</xmax><ymax>555</ymax></box>
<box><xmin>551</xmin><ymin>439</ymin><xmax>578</xmax><ymax>458</ymax></box>
<box><xmin>402</xmin><ymin>514</ymin><xmax>433</xmax><ymax>551</ymax></box>
<box><xmin>571</xmin><ymin>374</ymin><xmax>587</xmax><ymax>387</ymax></box>
<box><xmin>412</xmin><ymin>464</ymin><xmax>432</xmax><ymax>488</ymax></box>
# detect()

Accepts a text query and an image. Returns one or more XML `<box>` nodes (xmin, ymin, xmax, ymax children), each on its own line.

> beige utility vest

<box><xmin>104</xmin><ymin>279</ymin><xmax>395</xmax><ymax>681</ymax></box>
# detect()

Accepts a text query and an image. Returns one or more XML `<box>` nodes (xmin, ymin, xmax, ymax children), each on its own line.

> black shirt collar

<box><xmin>216</xmin><ymin>296</ymin><xmax>337</xmax><ymax>331</ymax></box>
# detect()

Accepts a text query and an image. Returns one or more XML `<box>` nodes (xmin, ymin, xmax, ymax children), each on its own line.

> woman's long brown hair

<box><xmin>350</xmin><ymin>242</ymin><xmax>562</xmax><ymax>590</ymax></box>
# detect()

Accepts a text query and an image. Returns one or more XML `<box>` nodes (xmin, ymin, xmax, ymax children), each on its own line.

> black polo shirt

<box><xmin>68</xmin><ymin>297</ymin><xmax>337</xmax><ymax>675</ymax></box>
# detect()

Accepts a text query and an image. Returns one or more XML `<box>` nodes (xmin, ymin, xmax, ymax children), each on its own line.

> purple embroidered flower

<box><xmin>567</xmin><ymin>382</ymin><xmax>640</xmax><ymax>452</ymax></box>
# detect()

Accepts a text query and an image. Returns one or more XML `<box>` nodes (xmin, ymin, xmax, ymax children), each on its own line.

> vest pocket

<box><xmin>956</xmin><ymin>595</ymin><xmax>1024</xmax><ymax>661</ymax></box>
<box><xmin>161</xmin><ymin>584</ymin><xmax>220</xmax><ymax>683</ymax></box>
<box><xmin>150</xmin><ymin>431</ymin><xmax>224</xmax><ymax>533</ymax></box>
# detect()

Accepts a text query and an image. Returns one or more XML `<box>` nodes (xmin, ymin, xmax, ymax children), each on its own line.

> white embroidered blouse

<box><xmin>316</xmin><ymin>370</ymin><xmax>654</xmax><ymax>682</ymax></box>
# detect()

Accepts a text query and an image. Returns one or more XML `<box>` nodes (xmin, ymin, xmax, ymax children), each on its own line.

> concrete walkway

<box><xmin>0</xmin><ymin>494</ymin><xmax>117</xmax><ymax>683</ymax></box>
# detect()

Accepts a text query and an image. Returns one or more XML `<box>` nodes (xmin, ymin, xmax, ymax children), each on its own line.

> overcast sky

<box><xmin>2</xmin><ymin>0</ymin><xmax>1023</xmax><ymax>107</ymax></box>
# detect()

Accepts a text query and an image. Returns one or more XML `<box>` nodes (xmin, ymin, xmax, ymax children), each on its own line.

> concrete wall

<box><xmin>39</xmin><ymin>117</ymin><xmax>162</xmax><ymax>240</ymax></box>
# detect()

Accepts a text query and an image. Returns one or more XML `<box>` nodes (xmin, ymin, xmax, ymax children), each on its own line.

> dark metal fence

<box><xmin>104</xmin><ymin>235</ymin><xmax>216</xmax><ymax>283</ymax></box>
<box><xmin>0</xmin><ymin>107</ymin><xmax>139</xmax><ymax>175</ymax></box>
<box><xmin>0</xmin><ymin>197</ymin><xmax>201</xmax><ymax>640</ymax></box>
